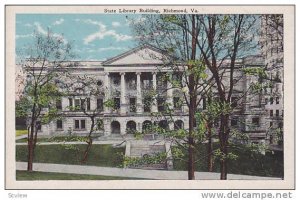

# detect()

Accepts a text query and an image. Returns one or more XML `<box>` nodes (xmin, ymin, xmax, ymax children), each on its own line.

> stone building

<box><xmin>260</xmin><ymin>14</ymin><xmax>284</xmax><ymax>146</ymax></box>
<box><xmin>29</xmin><ymin>44</ymin><xmax>271</xmax><ymax>145</ymax></box>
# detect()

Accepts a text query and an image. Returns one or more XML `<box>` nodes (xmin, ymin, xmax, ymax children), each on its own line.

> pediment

<box><xmin>102</xmin><ymin>45</ymin><xmax>166</xmax><ymax>66</ymax></box>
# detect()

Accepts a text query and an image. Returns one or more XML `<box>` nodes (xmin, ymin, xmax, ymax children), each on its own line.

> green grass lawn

<box><xmin>172</xmin><ymin>143</ymin><xmax>283</xmax><ymax>178</ymax></box>
<box><xmin>16</xmin><ymin>144</ymin><xmax>125</xmax><ymax>167</ymax></box>
<box><xmin>16</xmin><ymin>130</ymin><xmax>28</xmax><ymax>137</ymax></box>
<box><xmin>16</xmin><ymin>170</ymin><xmax>144</xmax><ymax>180</ymax></box>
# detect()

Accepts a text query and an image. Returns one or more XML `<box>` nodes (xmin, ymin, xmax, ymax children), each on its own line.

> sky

<box><xmin>16</xmin><ymin>14</ymin><xmax>142</xmax><ymax>61</ymax></box>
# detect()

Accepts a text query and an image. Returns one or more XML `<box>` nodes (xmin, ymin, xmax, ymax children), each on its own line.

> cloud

<box><xmin>77</xmin><ymin>19</ymin><xmax>132</xmax><ymax>45</ymax></box>
<box><xmin>24</xmin><ymin>23</ymin><xmax>32</xmax><ymax>27</ymax></box>
<box><xmin>53</xmin><ymin>18</ymin><xmax>64</xmax><ymax>26</ymax></box>
<box><xmin>97</xmin><ymin>47</ymin><xmax>128</xmax><ymax>52</ymax></box>
<box><xmin>112</xmin><ymin>21</ymin><xmax>121</xmax><ymax>27</ymax></box>
<box><xmin>16</xmin><ymin>34</ymin><xmax>33</xmax><ymax>39</ymax></box>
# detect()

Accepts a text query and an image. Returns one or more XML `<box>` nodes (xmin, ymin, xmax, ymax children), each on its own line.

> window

<box><xmin>75</xmin><ymin>120</ymin><xmax>80</xmax><ymax>129</ymax></box>
<box><xmin>143</xmin><ymin>80</ymin><xmax>151</xmax><ymax>89</ymax></box>
<box><xmin>144</xmin><ymin>97</ymin><xmax>152</xmax><ymax>112</ymax></box>
<box><xmin>231</xmin><ymin>119</ymin><xmax>238</xmax><ymax>126</ymax></box>
<box><xmin>202</xmin><ymin>97</ymin><xmax>207</xmax><ymax>110</ymax></box>
<box><xmin>270</xmin><ymin>97</ymin><xmax>274</xmax><ymax>104</ymax></box>
<box><xmin>56</xmin><ymin>99</ymin><xmax>62</xmax><ymax>110</ymax></box>
<box><xmin>97</xmin><ymin>119</ymin><xmax>104</xmax><ymax>130</ymax></box>
<box><xmin>270</xmin><ymin>122</ymin><xmax>273</xmax><ymax>127</ymax></box>
<box><xmin>231</xmin><ymin>97</ymin><xmax>238</xmax><ymax>107</ymax></box>
<box><xmin>174</xmin><ymin>97</ymin><xmax>182</xmax><ymax>110</ymax></box>
<box><xmin>276</xmin><ymin>97</ymin><xmax>279</xmax><ymax>104</ymax></box>
<box><xmin>74</xmin><ymin>119</ymin><xmax>86</xmax><ymax>130</ymax></box>
<box><xmin>68</xmin><ymin>98</ymin><xmax>73</xmax><ymax>107</ymax></box>
<box><xmin>130</xmin><ymin>98</ymin><xmax>136</xmax><ymax>112</ymax></box>
<box><xmin>158</xmin><ymin>97</ymin><xmax>165</xmax><ymax>112</ymax></box>
<box><xmin>265</xmin><ymin>98</ymin><xmax>268</xmax><ymax>104</ymax></box>
<box><xmin>80</xmin><ymin>99</ymin><xmax>85</xmax><ymax>110</ymax></box>
<box><xmin>276</xmin><ymin>110</ymin><xmax>279</xmax><ymax>117</ymax></box>
<box><xmin>97</xmin><ymin>98</ymin><xmax>104</xmax><ymax>111</ymax></box>
<box><xmin>252</xmin><ymin>117</ymin><xmax>259</xmax><ymax>126</ymax></box>
<box><xmin>36</xmin><ymin>121</ymin><xmax>42</xmax><ymax>131</ymax></box>
<box><xmin>114</xmin><ymin>98</ymin><xmax>120</xmax><ymax>110</ymax></box>
<box><xmin>75</xmin><ymin>99</ymin><xmax>80</xmax><ymax>110</ymax></box>
<box><xmin>87</xmin><ymin>98</ymin><xmax>90</xmax><ymax>111</ymax></box>
<box><xmin>270</xmin><ymin>110</ymin><xmax>273</xmax><ymax>117</ymax></box>
<box><xmin>56</xmin><ymin>120</ymin><xmax>63</xmax><ymax>129</ymax></box>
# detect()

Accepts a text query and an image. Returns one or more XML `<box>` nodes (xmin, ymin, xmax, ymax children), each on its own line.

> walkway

<box><xmin>16</xmin><ymin>162</ymin><xmax>281</xmax><ymax>180</ymax></box>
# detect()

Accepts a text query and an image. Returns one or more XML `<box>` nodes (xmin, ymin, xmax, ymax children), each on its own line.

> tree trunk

<box><xmin>207</xmin><ymin>122</ymin><xmax>213</xmax><ymax>172</ymax></box>
<box><xmin>81</xmin><ymin>117</ymin><xmax>95</xmax><ymax>163</ymax></box>
<box><xmin>27</xmin><ymin>123</ymin><xmax>35</xmax><ymax>171</ymax></box>
<box><xmin>219</xmin><ymin>114</ymin><xmax>229</xmax><ymax>180</ymax></box>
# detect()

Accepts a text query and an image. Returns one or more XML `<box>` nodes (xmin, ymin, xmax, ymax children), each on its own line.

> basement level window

<box><xmin>252</xmin><ymin>117</ymin><xmax>259</xmax><ymax>126</ymax></box>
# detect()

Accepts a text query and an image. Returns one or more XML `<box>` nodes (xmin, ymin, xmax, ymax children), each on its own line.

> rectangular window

<box><xmin>56</xmin><ymin>99</ymin><xmax>62</xmax><ymax>110</ymax></box>
<box><xmin>114</xmin><ymin>98</ymin><xmax>120</xmax><ymax>110</ymax></box>
<box><xmin>270</xmin><ymin>97</ymin><xmax>274</xmax><ymax>104</ymax></box>
<box><xmin>81</xmin><ymin>120</ymin><xmax>86</xmax><ymax>129</ymax></box>
<box><xmin>276</xmin><ymin>109</ymin><xmax>279</xmax><ymax>117</ymax></box>
<box><xmin>87</xmin><ymin>98</ymin><xmax>90</xmax><ymax>111</ymax></box>
<box><xmin>75</xmin><ymin>119</ymin><xmax>86</xmax><ymax>130</ymax></box>
<box><xmin>75</xmin><ymin>120</ymin><xmax>80</xmax><ymax>129</ymax></box>
<box><xmin>202</xmin><ymin>97</ymin><xmax>207</xmax><ymax>110</ymax></box>
<box><xmin>75</xmin><ymin>99</ymin><xmax>80</xmax><ymax>110</ymax></box>
<box><xmin>36</xmin><ymin>121</ymin><xmax>42</xmax><ymax>131</ymax></box>
<box><xmin>252</xmin><ymin>117</ymin><xmax>259</xmax><ymax>126</ymax></box>
<box><xmin>270</xmin><ymin>110</ymin><xmax>273</xmax><ymax>117</ymax></box>
<box><xmin>231</xmin><ymin>97</ymin><xmax>238</xmax><ymax>107</ymax></box>
<box><xmin>231</xmin><ymin>119</ymin><xmax>238</xmax><ymax>126</ymax></box>
<box><xmin>97</xmin><ymin>98</ymin><xmax>104</xmax><ymax>111</ymax></box>
<box><xmin>80</xmin><ymin>99</ymin><xmax>85</xmax><ymax>110</ymax></box>
<box><xmin>130</xmin><ymin>98</ymin><xmax>136</xmax><ymax>112</ymax></box>
<box><xmin>270</xmin><ymin>122</ymin><xmax>273</xmax><ymax>127</ymax></box>
<box><xmin>144</xmin><ymin>97</ymin><xmax>152</xmax><ymax>112</ymax></box>
<box><xmin>158</xmin><ymin>97</ymin><xmax>165</xmax><ymax>112</ymax></box>
<box><xmin>97</xmin><ymin>119</ymin><xmax>104</xmax><ymax>130</ymax></box>
<box><xmin>56</xmin><ymin>120</ymin><xmax>63</xmax><ymax>129</ymax></box>
<box><xmin>69</xmin><ymin>98</ymin><xmax>73</xmax><ymax>107</ymax></box>
<box><xmin>276</xmin><ymin>97</ymin><xmax>279</xmax><ymax>104</ymax></box>
<box><xmin>265</xmin><ymin>98</ymin><xmax>268</xmax><ymax>104</ymax></box>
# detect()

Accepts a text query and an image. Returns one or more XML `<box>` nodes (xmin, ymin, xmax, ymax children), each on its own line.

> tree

<box><xmin>17</xmin><ymin>29</ymin><xmax>76</xmax><ymax>171</ymax></box>
<box><xmin>63</xmin><ymin>74</ymin><xmax>106</xmax><ymax>163</ymax></box>
<box><xmin>132</xmin><ymin>15</ymin><xmax>215</xmax><ymax>179</ymax></box>
<box><xmin>132</xmin><ymin>14</ymin><xmax>261</xmax><ymax>180</ymax></box>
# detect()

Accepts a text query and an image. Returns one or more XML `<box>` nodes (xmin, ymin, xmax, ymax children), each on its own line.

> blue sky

<box><xmin>16</xmin><ymin>14</ymin><xmax>142</xmax><ymax>61</ymax></box>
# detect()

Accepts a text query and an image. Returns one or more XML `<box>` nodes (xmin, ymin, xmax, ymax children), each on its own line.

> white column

<box><xmin>151</xmin><ymin>72</ymin><xmax>158</xmax><ymax>113</ymax></box>
<box><xmin>104</xmin><ymin>72</ymin><xmax>111</xmax><ymax>113</ymax></box>
<box><xmin>167</xmin><ymin>77</ymin><xmax>173</xmax><ymax>110</ymax></box>
<box><xmin>104</xmin><ymin>119</ymin><xmax>111</xmax><ymax>136</ymax></box>
<box><xmin>182</xmin><ymin>75</ymin><xmax>189</xmax><ymax>113</ymax></box>
<box><xmin>120</xmin><ymin>72</ymin><xmax>126</xmax><ymax>115</ymax></box>
<box><xmin>136</xmin><ymin>72</ymin><xmax>143</xmax><ymax>114</ymax></box>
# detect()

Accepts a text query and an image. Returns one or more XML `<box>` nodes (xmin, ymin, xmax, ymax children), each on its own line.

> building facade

<box><xmin>260</xmin><ymin>15</ymin><xmax>284</xmax><ymax>146</ymax></box>
<box><xmin>29</xmin><ymin>44</ymin><xmax>274</xmax><ymax>145</ymax></box>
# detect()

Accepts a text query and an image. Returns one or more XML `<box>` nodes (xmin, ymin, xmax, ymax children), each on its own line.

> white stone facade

<box><xmin>30</xmin><ymin>45</ymin><xmax>274</xmax><ymax>144</ymax></box>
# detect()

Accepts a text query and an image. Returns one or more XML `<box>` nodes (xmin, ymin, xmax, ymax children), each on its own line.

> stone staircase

<box><xmin>125</xmin><ymin>141</ymin><xmax>173</xmax><ymax>170</ymax></box>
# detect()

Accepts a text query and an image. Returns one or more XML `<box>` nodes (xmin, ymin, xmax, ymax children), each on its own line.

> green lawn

<box><xmin>16</xmin><ymin>144</ymin><xmax>125</xmax><ymax>167</ymax></box>
<box><xmin>172</xmin><ymin>143</ymin><xmax>283</xmax><ymax>178</ymax></box>
<box><xmin>16</xmin><ymin>170</ymin><xmax>144</xmax><ymax>180</ymax></box>
<box><xmin>16</xmin><ymin>130</ymin><xmax>28</xmax><ymax>137</ymax></box>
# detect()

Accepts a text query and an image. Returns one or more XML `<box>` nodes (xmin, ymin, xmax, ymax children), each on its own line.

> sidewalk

<box><xmin>16</xmin><ymin>162</ymin><xmax>281</xmax><ymax>180</ymax></box>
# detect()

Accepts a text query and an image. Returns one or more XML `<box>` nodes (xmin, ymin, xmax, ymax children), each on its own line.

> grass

<box><xmin>16</xmin><ymin>170</ymin><xmax>145</xmax><ymax>180</ymax></box>
<box><xmin>16</xmin><ymin>144</ymin><xmax>125</xmax><ymax>167</ymax></box>
<box><xmin>16</xmin><ymin>130</ymin><xmax>28</xmax><ymax>137</ymax></box>
<box><xmin>172</xmin><ymin>143</ymin><xmax>283</xmax><ymax>178</ymax></box>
